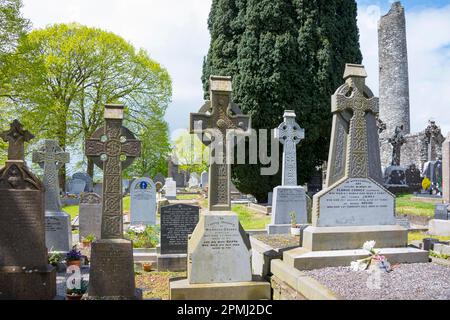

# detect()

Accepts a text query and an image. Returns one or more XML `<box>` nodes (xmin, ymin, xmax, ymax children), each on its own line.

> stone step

<box><xmin>284</xmin><ymin>247</ymin><xmax>429</xmax><ymax>271</ymax></box>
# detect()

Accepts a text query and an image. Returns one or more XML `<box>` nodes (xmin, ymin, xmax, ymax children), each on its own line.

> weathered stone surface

<box><xmin>200</xmin><ymin>171</ymin><xmax>208</xmax><ymax>188</ymax></box>
<box><xmin>72</xmin><ymin>172</ymin><xmax>93</xmax><ymax>192</ymax></box>
<box><xmin>379</xmin><ymin>1</ymin><xmax>410</xmax><ymax>138</ymax></box>
<box><xmin>188</xmin><ymin>212</ymin><xmax>252</xmax><ymax>284</ymax></box>
<box><xmin>165</xmin><ymin>178</ymin><xmax>177</xmax><ymax>200</ymax></box>
<box><xmin>443</xmin><ymin>133</ymin><xmax>450</xmax><ymax>203</ymax></box>
<box><xmin>0</xmin><ymin>120</ymin><xmax>56</xmax><ymax>300</ymax></box>
<box><xmin>160</xmin><ymin>204</ymin><xmax>199</xmax><ymax>255</ymax></box>
<box><xmin>429</xmin><ymin>219</ymin><xmax>450</xmax><ymax>237</ymax></box>
<box><xmin>85</xmin><ymin>104</ymin><xmax>141</xmax><ymax>299</ymax></box>
<box><xmin>130</xmin><ymin>177</ymin><xmax>156</xmax><ymax>226</ymax></box>
<box><xmin>45</xmin><ymin>213</ymin><xmax>72</xmax><ymax>252</ymax></box>
<box><xmin>79</xmin><ymin>193</ymin><xmax>102</xmax><ymax>240</ymax></box>
<box><xmin>67</xmin><ymin>178</ymin><xmax>86</xmax><ymax>195</ymax></box>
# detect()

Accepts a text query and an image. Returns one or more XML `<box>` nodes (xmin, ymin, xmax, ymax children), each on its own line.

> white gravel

<box><xmin>304</xmin><ymin>263</ymin><xmax>450</xmax><ymax>300</ymax></box>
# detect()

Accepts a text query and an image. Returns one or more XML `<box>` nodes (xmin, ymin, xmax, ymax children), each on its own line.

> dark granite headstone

<box><xmin>0</xmin><ymin>120</ymin><xmax>56</xmax><ymax>300</ymax></box>
<box><xmin>405</xmin><ymin>164</ymin><xmax>422</xmax><ymax>192</ymax></box>
<box><xmin>160</xmin><ymin>204</ymin><xmax>199</xmax><ymax>254</ymax></box>
<box><xmin>435</xmin><ymin>204</ymin><xmax>449</xmax><ymax>220</ymax></box>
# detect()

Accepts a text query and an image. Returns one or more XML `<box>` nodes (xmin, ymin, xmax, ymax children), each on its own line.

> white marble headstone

<box><xmin>165</xmin><ymin>178</ymin><xmax>177</xmax><ymax>200</ymax></box>
<box><xmin>130</xmin><ymin>177</ymin><xmax>157</xmax><ymax>225</ymax></box>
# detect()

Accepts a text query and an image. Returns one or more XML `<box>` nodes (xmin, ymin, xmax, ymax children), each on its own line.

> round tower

<box><xmin>378</xmin><ymin>1</ymin><xmax>410</xmax><ymax>138</ymax></box>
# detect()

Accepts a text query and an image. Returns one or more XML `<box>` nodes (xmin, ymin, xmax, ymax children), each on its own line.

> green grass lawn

<box><xmin>408</xmin><ymin>231</ymin><xmax>450</xmax><ymax>243</ymax></box>
<box><xmin>232</xmin><ymin>205</ymin><xmax>271</xmax><ymax>230</ymax></box>
<box><xmin>63</xmin><ymin>196</ymin><xmax>131</xmax><ymax>219</ymax></box>
<box><xmin>177</xmin><ymin>194</ymin><xmax>201</xmax><ymax>200</ymax></box>
<box><xmin>396</xmin><ymin>194</ymin><xmax>435</xmax><ymax>217</ymax></box>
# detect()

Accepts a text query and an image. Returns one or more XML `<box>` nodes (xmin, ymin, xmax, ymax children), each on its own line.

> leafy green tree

<box><xmin>202</xmin><ymin>0</ymin><xmax>362</xmax><ymax>202</ymax></box>
<box><xmin>172</xmin><ymin>131</ymin><xmax>209</xmax><ymax>175</ymax></box>
<box><xmin>6</xmin><ymin>23</ymin><xmax>172</xmax><ymax>185</ymax></box>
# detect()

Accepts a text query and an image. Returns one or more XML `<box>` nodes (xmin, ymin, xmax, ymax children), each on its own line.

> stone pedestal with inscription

<box><xmin>283</xmin><ymin>65</ymin><xmax>428</xmax><ymax>271</ymax></box>
<box><xmin>0</xmin><ymin>121</ymin><xmax>56</xmax><ymax>300</ymax></box>
<box><xmin>268</xmin><ymin>186</ymin><xmax>307</xmax><ymax>234</ymax></box>
<box><xmin>87</xmin><ymin>239</ymin><xmax>139</xmax><ymax>299</ymax></box>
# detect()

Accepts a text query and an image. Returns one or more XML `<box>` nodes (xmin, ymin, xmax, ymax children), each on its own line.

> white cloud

<box><xmin>22</xmin><ymin>0</ymin><xmax>212</xmax><ymax>135</ymax></box>
<box><xmin>358</xmin><ymin>3</ymin><xmax>450</xmax><ymax>135</ymax></box>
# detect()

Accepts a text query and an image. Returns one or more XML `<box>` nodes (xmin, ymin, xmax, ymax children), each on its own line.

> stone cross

<box><xmin>0</xmin><ymin>119</ymin><xmax>34</xmax><ymax>161</ymax></box>
<box><xmin>275</xmin><ymin>110</ymin><xmax>304</xmax><ymax>186</ymax></box>
<box><xmin>32</xmin><ymin>140</ymin><xmax>70</xmax><ymax>212</ymax></box>
<box><xmin>388</xmin><ymin>125</ymin><xmax>406</xmax><ymax>166</ymax></box>
<box><xmin>190</xmin><ymin>76</ymin><xmax>250</xmax><ymax>211</ymax></box>
<box><xmin>333</xmin><ymin>64</ymin><xmax>379</xmax><ymax>178</ymax></box>
<box><xmin>85</xmin><ymin>105</ymin><xmax>141</xmax><ymax>239</ymax></box>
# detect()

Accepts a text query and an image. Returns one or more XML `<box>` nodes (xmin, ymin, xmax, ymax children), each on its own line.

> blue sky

<box><xmin>21</xmin><ymin>0</ymin><xmax>450</xmax><ymax>149</ymax></box>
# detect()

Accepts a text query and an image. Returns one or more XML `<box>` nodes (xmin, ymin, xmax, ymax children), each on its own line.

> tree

<box><xmin>6</xmin><ymin>23</ymin><xmax>172</xmax><ymax>185</ymax></box>
<box><xmin>202</xmin><ymin>0</ymin><xmax>362</xmax><ymax>202</ymax></box>
<box><xmin>172</xmin><ymin>131</ymin><xmax>209</xmax><ymax>175</ymax></box>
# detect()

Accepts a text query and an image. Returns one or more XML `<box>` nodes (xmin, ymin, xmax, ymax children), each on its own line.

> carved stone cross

<box><xmin>190</xmin><ymin>76</ymin><xmax>251</xmax><ymax>211</ymax></box>
<box><xmin>332</xmin><ymin>64</ymin><xmax>379</xmax><ymax>178</ymax></box>
<box><xmin>0</xmin><ymin>119</ymin><xmax>34</xmax><ymax>161</ymax></box>
<box><xmin>32</xmin><ymin>140</ymin><xmax>70</xmax><ymax>212</ymax></box>
<box><xmin>275</xmin><ymin>110</ymin><xmax>304</xmax><ymax>186</ymax></box>
<box><xmin>85</xmin><ymin>105</ymin><xmax>141</xmax><ymax>239</ymax></box>
<box><xmin>388</xmin><ymin>125</ymin><xmax>406</xmax><ymax>166</ymax></box>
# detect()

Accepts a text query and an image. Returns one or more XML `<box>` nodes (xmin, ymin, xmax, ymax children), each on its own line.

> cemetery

<box><xmin>1</xmin><ymin>0</ymin><xmax>450</xmax><ymax>304</ymax></box>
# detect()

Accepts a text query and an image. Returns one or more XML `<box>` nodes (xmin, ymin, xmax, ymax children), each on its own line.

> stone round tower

<box><xmin>378</xmin><ymin>1</ymin><xmax>410</xmax><ymax>138</ymax></box>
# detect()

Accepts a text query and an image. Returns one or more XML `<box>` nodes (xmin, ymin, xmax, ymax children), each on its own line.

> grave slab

<box><xmin>429</xmin><ymin>219</ymin><xmax>450</xmax><ymax>237</ymax></box>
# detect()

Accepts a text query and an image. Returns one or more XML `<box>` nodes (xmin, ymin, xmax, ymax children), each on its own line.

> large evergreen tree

<box><xmin>202</xmin><ymin>0</ymin><xmax>362</xmax><ymax>202</ymax></box>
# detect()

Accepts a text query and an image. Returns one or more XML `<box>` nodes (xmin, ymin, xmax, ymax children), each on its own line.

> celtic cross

<box><xmin>275</xmin><ymin>110</ymin><xmax>304</xmax><ymax>186</ymax></box>
<box><xmin>85</xmin><ymin>105</ymin><xmax>141</xmax><ymax>239</ymax></box>
<box><xmin>190</xmin><ymin>76</ymin><xmax>251</xmax><ymax>211</ymax></box>
<box><xmin>0</xmin><ymin>119</ymin><xmax>34</xmax><ymax>161</ymax></box>
<box><xmin>32</xmin><ymin>140</ymin><xmax>70</xmax><ymax>212</ymax></box>
<box><xmin>332</xmin><ymin>64</ymin><xmax>379</xmax><ymax>178</ymax></box>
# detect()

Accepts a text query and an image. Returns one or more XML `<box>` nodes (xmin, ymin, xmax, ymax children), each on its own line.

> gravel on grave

<box><xmin>253</xmin><ymin>234</ymin><xmax>300</xmax><ymax>249</ymax></box>
<box><xmin>304</xmin><ymin>263</ymin><xmax>450</xmax><ymax>300</ymax></box>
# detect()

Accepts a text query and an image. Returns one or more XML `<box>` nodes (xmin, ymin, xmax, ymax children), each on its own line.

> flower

<box><xmin>363</xmin><ymin>240</ymin><xmax>376</xmax><ymax>252</ymax></box>
<box><xmin>129</xmin><ymin>225</ymin><xmax>146</xmax><ymax>234</ymax></box>
<box><xmin>351</xmin><ymin>260</ymin><xmax>369</xmax><ymax>271</ymax></box>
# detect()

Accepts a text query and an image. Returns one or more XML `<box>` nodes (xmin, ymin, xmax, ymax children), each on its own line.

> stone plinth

<box><xmin>429</xmin><ymin>219</ymin><xmax>450</xmax><ymax>237</ymax></box>
<box><xmin>169</xmin><ymin>277</ymin><xmax>271</xmax><ymax>300</ymax></box>
<box><xmin>157</xmin><ymin>254</ymin><xmax>187</xmax><ymax>272</ymax></box>
<box><xmin>0</xmin><ymin>266</ymin><xmax>56</xmax><ymax>300</ymax></box>
<box><xmin>188</xmin><ymin>212</ymin><xmax>252</xmax><ymax>284</ymax></box>
<box><xmin>45</xmin><ymin>212</ymin><xmax>72</xmax><ymax>253</ymax></box>
<box><xmin>87</xmin><ymin>239</ymin><xmax>138</xmax><ymax>299</ymax></box>
<box><xmin>268</xmin><ymin>186</ymin><xmax>307</xmax><ymax>235</ymax></box>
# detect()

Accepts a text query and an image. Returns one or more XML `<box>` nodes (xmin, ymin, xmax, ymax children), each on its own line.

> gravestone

<box><xmin>307</xmin><ymin>170</ymin><xmax>323</xmax><ymax>197</ymax></box>
<box><xmin>200</xmin><ymin>171</ymin><xmax>208</xmax><ymax>188</ymax></box>
<box><xmin>68</xmin><ymin>178</ymin><xmax>86</xmax><ymax>195</ymax></box>
<box><xmin>282</xmin><ymin>65</ymin><xmax>428</xmax><ymax>271</ymax></box>
<box><xmin>423</xmin><ymin>160</ymin><xmax>443</xmax><ymax>187</ymax></box>
<box><xmin>0</xmin><ymin>120</ymin><xmax>56</xmax><ymax>299</ymax></box>
<box><xmin>79</xmin><ymin>193</ymin><xmax>102</xmax><ymax>240</ymax></box>
<box><xmin>72</xmin><ymin>172</ymin><xmax>93</xmax><ymax>192</ymax></box>
<box><xmin>168</xmin><ymin>156</ymin><xmax>186</xmax><ymax>188</ymax></box>
<box><xmin>158</xmin><ymin>204</ymin><xmax>199</xmax><ymax>271</ymax></box>
<box><xmin>122</xmin><ymin>179</ymin><xmax>131</xmax><ymax>195</ymax></box>
<box><xmin>165</xmin><ymin>177</ymin><xmax>177</xmax><ymax>200</ymax></box>
<box><xmin>188</xmin><ymin>173</ymin><xmax>200</xmax><ymax>188</ymax></box>
<box><xmin>154</xmin><ymin>173</ymin><xmax>166</xmax><ymax>186</ymax></box>
<box><xmin>384</xmin><ymin>125</ymin><xmax>408</xmax><ymax>191</ymax></box>
<box><xmin>268</xmin><ymin>111</ymin><xmax>307</xmax><ymax>234</ymax></box>
<box><xmin>268</xmin><ymin>192</ymin><xmax>273</xmax><ymax>206</ymax></box>
<box><xmin>32</xmin><ymin>140</ymin><xmax>72</xmax><ymax>253</ymax></box>
<box><xmin>435</xmin><ymin>204</ymin><xmax>449</xmax><ymax>220</ymax></box>
<box><xmin>442</xmin><ymin>133</ymin><xmax>450</xmax><ymax>203</ymax></box>
<box><xmin>94</xmin><ymin>183</ymin><xmax>103</xmax><ymax>196</ymax></box>
<box><xmin>130</xmin><ymin>177</ymin><xmax>157</xmax><ymax>226</ymax></box>
<box><xmin>85</xmin><ymin>104</ymin><xmax>142</xmax><ymax>299</ymax></box>
<box><xmin>170</xmin><ymin>76</ymin><xmax>270</xmax><ymax>300</ymax></box>
<box><xmin>405</xmin><ymin>164</ymin><xmax>422</xmax><ymax>192</ymax></box>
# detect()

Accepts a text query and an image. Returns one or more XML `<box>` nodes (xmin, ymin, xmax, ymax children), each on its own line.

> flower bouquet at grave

<box><xmin>289</xmin><ymin>212</ymin><xmax>301</xmax><ymax>236</ymax></box>
<box><xmin>81</xmin><ymin>234</ymin><xmax>96</xmax><ymax>248</ymax></box>
<box><xmin>350</xmin><ymin>241</ymin><xmax>392</xmax><ymax>273</ymax></box>
<box><xmin>66</xmin><ymin>247</ymin><xmax>83</xmax><ymax>267</ymax></box>
<box><xmin>125</xmin><ymin>225</ymin><xmax>160</xmax><ymax>249</ymax></box>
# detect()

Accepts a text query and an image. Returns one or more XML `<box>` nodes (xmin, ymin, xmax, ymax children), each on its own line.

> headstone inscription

<box><xmin>312</xmin><ymin>64</ymin><xmax>396</xmax><ymax>227</ymax></box>
<box><xmin>268</xmin><ymin>110</ymin><xmax>308</xmax><ymax>234</ymax></box>
<box><xmin>84</xmin><ymin>104</ymin><xmax>142</xmax><ymax>299</ymax></box>
<box><xmin>79</xmin><ymin>193</ymin><xmax>102</xmax><ymax>240</ymax></box>
<box><xmin>0</xmin><ymin>120</ymin><xmax>56</xmax><ymax>300</ymax></box>
<box><xmin>130</xmin><ymin>177</ymin><xmax>156</xmax><ymax>226</ymax></box>
<box><xmin>72</xmin><ymin>172</ymin><xmax>93</xmax><ymax>192</ymax></box>
<box><xmin>32</xmin><ymin>140</ymin><xmax>72</xmax><ymax>252</ymax></box>
<box><xmin>161</xmin><ymin>204</ymin><xmax>200</xmax><ymax>254</ymax></box>
<box><xmin>169</xmin><ymin>76</ymin><xmax>270</xmax><ymax>300</ymax></box>
<box><xmin>165</xmin><ymin>177</ymin><xmax>177</xmax><ymax>200</ymax></box>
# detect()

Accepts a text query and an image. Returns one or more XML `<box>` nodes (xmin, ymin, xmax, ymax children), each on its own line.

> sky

<box><xmin>21</xmin><ymin>0</ymin><xmax>450</xmax><ymax>140</ymax></box>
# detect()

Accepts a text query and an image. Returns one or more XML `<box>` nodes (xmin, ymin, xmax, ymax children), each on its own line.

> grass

<box><xmin>408</xmin><ymin>232</ymin><xmax>450</xmax><ymax>243</ymax></box>
<box><xmin>177</xmin><ymin>194</ymin><xmax>201</xmax><ymax>200</ymax></box>
<box><xmin>396</xmin><ymin>194</ymin><xmax>435</xmax><ymax>217</ymax></box>
<box><xmin>232</xmin><ymin>204</ymin><xmax>271</xmax><ymax>230</ymax></box>
<box><xmin>63</xmin><ymin>196</ymin><xmax>131</xmax><ymax>218</ymax></box>
<box><xmin>136</xmin><ymin>271</ymin><xmax>186</xmax><ymax>300</ymax></box>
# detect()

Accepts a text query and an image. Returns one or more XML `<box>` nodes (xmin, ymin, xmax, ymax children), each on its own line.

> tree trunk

<box><xmin>87</xmin><ymin>158</ymin><xmax>95</xmax><ymax>178</ymax></box>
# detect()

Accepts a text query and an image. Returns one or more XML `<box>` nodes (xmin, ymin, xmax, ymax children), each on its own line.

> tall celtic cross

<box><xmin>32</xmin><ymin>140</ymin><xmax>70</xmax><ymax>212</ymax></box>
<box><xmin>332</xmin><ymin>64</ymin><xmax>379</xmax><ymax>178</ymax></box>
<box><xmin>190</xmin><ymin>76</ymin><xmax>251</xmax><ymax>211</ymax></box>
<box><xmin>0</xmin><ymin>119</ymin><xmax>34</xmax><ymax>161</ymax></box>
<box><xmin>85</xmin><ymin>105</ymin><xmax>141</xmax><ymax>239</ymax></box>
<box><xmin>275</xmin><ymin>110</ymin><xmax>304</xmax><ymax>186</ymax></box>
